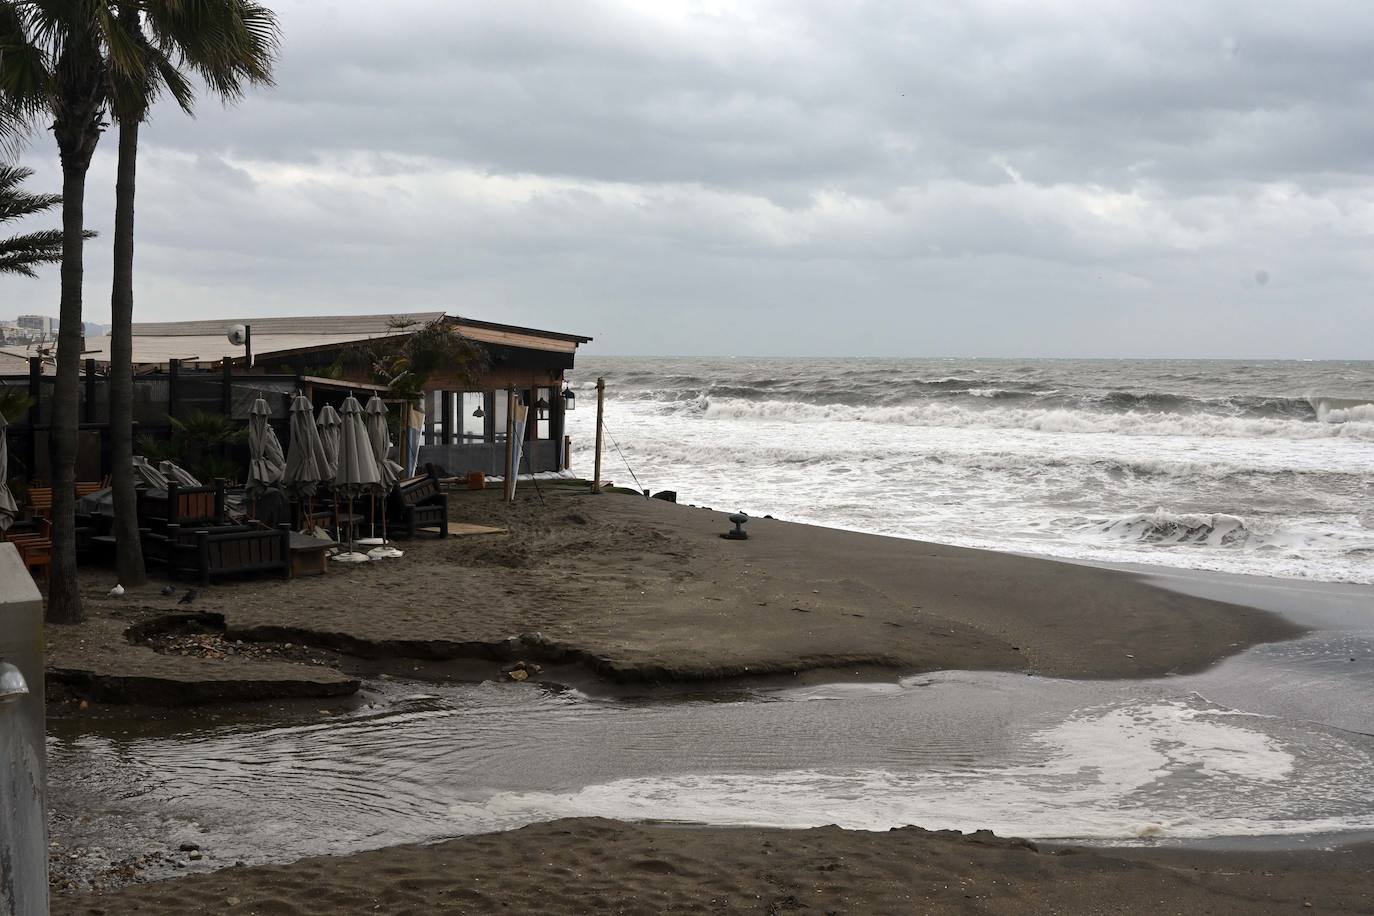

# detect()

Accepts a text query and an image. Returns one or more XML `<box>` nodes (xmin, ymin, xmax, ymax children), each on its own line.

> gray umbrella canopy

<box><xmin>336</xmin><ymin>395</ymin><xmax>381</xmax><ymax>500</ymax></box>
<box><xmin>283</xmin><ymin>393</ymin><xmax>334</xmax><ymax>499</ymax></box>
<box><xmin>247</xmin><ymin>396</ymin><xmax>286</xmax><ymax>498</ymax></box>
<box><xmin>0</xmin><ymin>413</ymin><xmax>17</xmax><ymax>531</ymax></box>
<box><xmin>131</xmin><ymin>455</ymin><xmax>170</xmax><ymax>491</ymax></box>
<box><xmin>158</xmin><ymin>460</ymin><xmax>201</xmax><ymax>488</ymax></box>
<box><xmin>364</xmin><ymin>395</ymin><xmax>404</xmax><ymax>491</ymax></box>
<box><xmin>316</xmin><ymin>405</ymin><xmax>342</xmax><ymax>478</ymax></box>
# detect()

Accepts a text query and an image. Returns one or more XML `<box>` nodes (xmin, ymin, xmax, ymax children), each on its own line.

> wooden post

<box><xmin>83</xmin><ymin>358</ymin><xmax>96</xmax><ymax>422</ymax></box>
<box><xmin>220</xmin><ymin>359</ymin><xmax>232</xmax><ymax>413</ymax></box>
<box><xmin>550</xmin><ymin>379</ymin><xmax>566</xmax><ymax>472</ymax></box>
<box><xmin>167</xmin><ymin>358</ymin><xmax>180</xmax><ymax>422</ymax></box>
<box><xmin>503</xmin><ymin>388</ymin><xmax>516</xmax><ymax>502</ymax></box>
<box><xmin>27</xmin><ymin>357</ymin><xmax>40</xmax><ymax>479</ymax></box>
<box><xmin>592</xmin><ymin>376</ymin><xmax>605</xmax><ymax>493</ymax></box>
<box><xmin>441</xmin><ymin>390</ymin><xmax>454</xmax><ymax>445</ymax></box>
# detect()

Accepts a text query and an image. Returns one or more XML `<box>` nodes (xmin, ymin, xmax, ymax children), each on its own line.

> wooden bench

<box><xmin>384</xmin><ymin>468</ymin><xmax>449</xmax><ymax>539</ymax></box>
<box><xmin>144</xmin><ymin>522</ymin><xmax>292</xmax><ymax>586</ymax></box>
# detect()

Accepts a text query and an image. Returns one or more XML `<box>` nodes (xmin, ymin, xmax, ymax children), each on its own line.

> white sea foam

<box><xmin>464</xmin><ymin>699</ymin><xmax>1374</xmax><ymax>841</ymax></box>
<box><xmin>567</xmin><ymin>358</ymin><xmax>1374</xmax><ymax>583</ymax></box>
<box><xmin>699</xmin><ymin>398</ymin><xmax>1374</xmax><ymax>440</ymax></box>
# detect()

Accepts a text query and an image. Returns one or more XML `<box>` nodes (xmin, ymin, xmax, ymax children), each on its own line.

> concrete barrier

<box><xmin>0</xmin><ymin>543</ymin><xmax>46</xmax><ymax>916</ymax></box>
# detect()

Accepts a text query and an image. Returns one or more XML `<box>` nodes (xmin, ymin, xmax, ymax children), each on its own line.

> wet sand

<box><xmin>62</xmin><ymin>484</ymin><xmax>1305</xmax><ymax>698</ymax></box>
<box><xmin>52</xmin><ymin>817</ymin><xmax>1374</xmax><ymax>915</ymax></box>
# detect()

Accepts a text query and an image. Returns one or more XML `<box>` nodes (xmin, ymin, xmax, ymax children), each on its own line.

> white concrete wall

<box><xmin>0</xmin><ymin>544</ymin><xmax>46</xmax><ymax>916</ymax></box>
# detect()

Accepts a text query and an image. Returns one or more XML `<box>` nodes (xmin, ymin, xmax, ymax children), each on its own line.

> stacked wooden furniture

<box><xmin>137</xmin><ymin>479</ymin><xmax>291</xmax><ymax>583</ymax></box>
<box><xmin>382</xmin><ymin>467</ymin><xmax>449</xmax><ymax>539</ymax></box>
<box><xmin>144</xmin><ymin>522</ymin><xmax>293</xmax><ymax>586</ymax></box>
<box><xmin>137</xmin><ymin>479</ymin><xmax>227</xmax><ymax>529</ymax></box>
<box><xmin>2</xmin><ymin>519</ymin><xmax>51</xmax><ymax>583</ymax></box>
<box><xmin>1</xmin><ymin>482</ymin><xmax>97</xmax><ymax>581</ymax></box>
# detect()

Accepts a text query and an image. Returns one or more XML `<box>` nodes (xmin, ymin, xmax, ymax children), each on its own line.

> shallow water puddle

<box><xmin>47</xmin><ymin>640</ymin><xmax>1374</xmax><ymax>886</ymax></box>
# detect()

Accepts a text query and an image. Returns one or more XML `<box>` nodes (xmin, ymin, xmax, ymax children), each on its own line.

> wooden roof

<box><xmin>81</xmin><ymin>312</ymin><xmax>592</xmax><ymax>367</ymax></box>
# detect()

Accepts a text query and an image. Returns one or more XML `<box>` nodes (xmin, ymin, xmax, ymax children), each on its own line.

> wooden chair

<box><xmin>25</xmin><ymin>486</ymin><xmax>52</xmax><ymax>522</ymax></box>
<box><xmin>75</xmin><ymin>481</ymin><xmax>105</xmax><ymax>498</ymax></box>
<box><xmin>17</xmin><ymin>537</ymin><xmax>51</xmax><ymax>582</ymax></box>
<box><xmin>137</xmin><ymin>479</ymin><xmax>227</xmax><ymax>531</ymax></box>
<box><xmin>383</xmin><ymin>467</ymin><xmax>449</xmax><ymax>539</ymax></box>
<box><xmin>3</xmin><ymin>518</ymin><xmax>52</xmax><ymax>582</ymax></box>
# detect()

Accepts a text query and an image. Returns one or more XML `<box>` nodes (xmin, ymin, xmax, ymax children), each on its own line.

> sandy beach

<box><xmin>51</xmin><ymin>818</ymin><xmax>1374</xmax><ymax>915</ymax></box>
<box><xmin>51</xmin><ymin>483</ymin><xmax>1304</xmax><ymax>702</ymax></box>
<box><xmin>47</xmin><ymin>485</ymin><xmax>1347</xmax><ymax>913</ymax></box>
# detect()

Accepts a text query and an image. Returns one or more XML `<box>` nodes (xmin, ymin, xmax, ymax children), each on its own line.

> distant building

<box><xmin>15</xmin><ymin>315</ymin><xmax>55</xmax><ymax>336</ymax></box>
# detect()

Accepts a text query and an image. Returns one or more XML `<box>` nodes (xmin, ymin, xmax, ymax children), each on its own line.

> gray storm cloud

<box><xmin>5</xmin><ymin>0</ymin><xmax>1373</xmax><ymax>357</ymax></box>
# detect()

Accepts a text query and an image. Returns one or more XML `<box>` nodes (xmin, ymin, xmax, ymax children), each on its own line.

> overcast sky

<box><xmin>6</xmin><ymin>0</ymin><xmax>1374</xmax><ymax>357</ymax></box>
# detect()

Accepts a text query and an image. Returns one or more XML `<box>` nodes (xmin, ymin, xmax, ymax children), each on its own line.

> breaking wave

<box><xmin>1089</xmin><ymin>510</ymin><xmax>1259</xmax><ymax>548</ymax></box>
<box><xmin>695</xmin><ymin>398</ymin><xmax>1374</xmax><ymax>440</ymax></box>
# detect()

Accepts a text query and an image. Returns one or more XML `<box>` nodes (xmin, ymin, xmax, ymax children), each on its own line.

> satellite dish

<box><xmin>226</xmin><ymin>324</ymin><xmax>247</xmax><ymax>345</ymax></box>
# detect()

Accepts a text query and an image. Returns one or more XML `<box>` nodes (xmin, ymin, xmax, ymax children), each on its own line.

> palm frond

<box><xmin>0</xmin><ymin>163</ymin><xmax>61</xmax><ymax>221</ymax></box>
<box><xmin>0</xmin><ymin>226</ymin><xmax>63</xmax><ymax>276</ymax></box>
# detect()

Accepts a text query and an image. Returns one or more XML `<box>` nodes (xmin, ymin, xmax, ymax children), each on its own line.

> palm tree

<box><xmin>0</xmin><ymin>0</ymin><xmax>108</xmax><ymax>622</ymax></box>
<box><xmin>1</xmin><ymin>1</ymin><xmax>278</xmax><ymax>616</ymax></box>
<box><xmin>104</xmin><ymin>0</ymin><xmax>278</xmax><ymax>588</ymax></box>
<box><xmin>0</xmin><ymin>162</ymin><xmax>65</xmax><ymax>275</ymax></box>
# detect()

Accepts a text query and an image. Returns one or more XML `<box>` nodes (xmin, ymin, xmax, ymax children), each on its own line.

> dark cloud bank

<box><xmin>7</xmin><ymin>0</ymin><xmax>1374</xmax><ymax>357</ymax></box>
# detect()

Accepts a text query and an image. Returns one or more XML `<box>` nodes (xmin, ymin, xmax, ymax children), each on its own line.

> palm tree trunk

<box><xmin>110</xmin><ymin>119</ymin><xmax>145</xmax><ymax>586</ymax></box>
<box><xmin>46</xmin><ymin>160</ymin><xmax>88</xmax><ymax>624</ymax></box>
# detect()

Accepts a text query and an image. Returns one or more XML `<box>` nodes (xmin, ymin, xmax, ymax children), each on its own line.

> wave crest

<box><xmin>698</xmin><ymin>398</ymin><xmax>1374</xmax><ymax>440</ymax></box>
<box><xmin>1092</xmin><ymin>509</ymin><xmax>1256</xmax><ymax>547</ymax></box>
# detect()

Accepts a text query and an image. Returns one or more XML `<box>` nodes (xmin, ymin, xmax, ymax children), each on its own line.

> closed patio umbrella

<box><xmin>283</xmin><ymin>393</ymin><xmax>329</xmax><ymax>497</ymax></box>
<box><xmin>247</xmin><ymin>395</ymin><xmax>286</xmax><ymax>514</ymax></box>
<box><xmin>131</xmin><ymin>455</ymin><xmax>170</xmax><ymax>491</ymax></box>
<box><xmin>333</xmin><ymin>394</ymin><xmax>381</xmax><ymax>562</ymax></box>
<box><xmin>363</xmin><ymin>395</ymin><xmax>404</xmax><ymax>555</ymax></box>
<box><xmin>316</xmin><ymin>405</ymin><xmax>342</xmax><ymax>473</ymax></box>
<box><xmin>284</xmin><ymin>392</ymin><xmax>334</xmax><ymax>531</ymax></box>
<box><xmin>0</xmin><ymin>413</ymin><xmax>17</xmax><ymax>532</ymax></box>
<box><xmin>316</xmin><ymin>404</ymin><xmax>343</xmax><ymax>537</ymax></box>
<box><xmin>158</xmin><ymin>460</ymin><xmax>201</xmax><ymax>488</ymax></box>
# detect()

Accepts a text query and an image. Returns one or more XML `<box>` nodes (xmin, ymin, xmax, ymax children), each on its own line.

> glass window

<box><xmin>460</xmin><ymin>392</ymin><xmax>485</xmax><ymax>441</ymax></box>
<box><xmin>536</xmin><ymin>387</ymin><xmax>551</xmax><ymax>440</ymax></box>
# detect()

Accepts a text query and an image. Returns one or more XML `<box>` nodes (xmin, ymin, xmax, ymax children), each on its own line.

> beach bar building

<box><xmin>1</xmin><ymin>312</ymin><xmax>591</xmax><ymax>482</ymax></box>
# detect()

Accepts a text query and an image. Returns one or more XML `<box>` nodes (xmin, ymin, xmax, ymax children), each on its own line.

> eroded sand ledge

<box><xmin>48</xmin><ymin>486</ymin><xmax>1305</xmax><ymax>703</ymax></box>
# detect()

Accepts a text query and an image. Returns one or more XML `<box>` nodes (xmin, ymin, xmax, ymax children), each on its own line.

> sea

<box><xmin>565</xmin><ymin>358</ymin><xmax>1374</xmax><ymax>584</ymax></box>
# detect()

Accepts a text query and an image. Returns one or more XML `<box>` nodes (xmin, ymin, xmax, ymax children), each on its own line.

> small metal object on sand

<box><xmin>722</xmin><ymin>511</ymin><xmax>749</xmax><ymax>540</ymax></box>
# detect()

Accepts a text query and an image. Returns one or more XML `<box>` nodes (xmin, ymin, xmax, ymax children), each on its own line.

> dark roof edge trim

<box><xmin>450</xmin><ymin>316</ymin><xmax>592</xmax><ymax>344</ymax></box>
